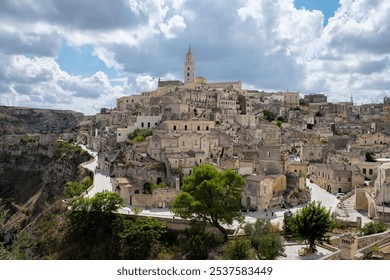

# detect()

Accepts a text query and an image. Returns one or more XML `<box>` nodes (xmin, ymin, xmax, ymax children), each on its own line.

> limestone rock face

<box><xmin>0</xmin><ymin>106</ymin><xmax>91</xmax><ymax>232</ymax></box>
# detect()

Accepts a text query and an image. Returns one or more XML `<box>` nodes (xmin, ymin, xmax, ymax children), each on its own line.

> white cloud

<box><xmin>92</xmin><ymin>47</ymin><xmax>124</xmax><ymax>70</ymax></box>
<box><xmin>135</xmin><ymin>75</ymin><xmax>158</xmax><ymax>92</ymax></box>
<box><xmin>0</xmin><ymin>54</ymin><xmax>132</xmax><ymax>114</ymax></box>
<box><xmin>159</xmin><ymin>15</ymin><xmax>186</xmax><ymax>39</ymax></box>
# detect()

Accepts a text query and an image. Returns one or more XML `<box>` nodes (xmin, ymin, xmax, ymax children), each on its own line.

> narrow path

<box><xmin>338</xmin><ymin>193</ymin><xmax>372</xmax><ymax>225</ymax></box>
<box><xmin>79</xmin><ymin>145</ymin><xmax>112</xmax><ymax>197</ymax></box>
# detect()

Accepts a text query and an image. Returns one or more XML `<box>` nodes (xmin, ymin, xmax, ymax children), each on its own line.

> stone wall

<box><xmin>131</xmin><ymin>188</ymin><xmax>180</xmax><ymax>208</ymax></box>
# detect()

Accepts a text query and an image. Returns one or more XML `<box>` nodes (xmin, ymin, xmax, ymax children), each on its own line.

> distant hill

<box><xmin>0</xmin><ymin>106</ymin><xmax>84</xmax><ymax>135</ymax></box>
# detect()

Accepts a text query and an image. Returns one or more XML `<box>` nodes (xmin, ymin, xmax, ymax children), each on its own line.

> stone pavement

<box><xmin>336</xmin><ymin>193</ymin><xmax>372</xmax><ymax>226</ymax></box>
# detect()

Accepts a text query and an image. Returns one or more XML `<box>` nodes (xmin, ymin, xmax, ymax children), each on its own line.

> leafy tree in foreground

<box><xmin>179</xmin><ymin>221</ymin><xmax>223</xmax><ymax>259</ymax></box>
<box><xmin>118</xmin><ymin>217</ymin><xmax>167</xmax><ymax>259</ymax></box>
<box><xmin>67</xmin><ymin>192</ymin><xmax>124</xmax><ymax>259</ymax></box>
<box><xmin>245</xmin><ymin>220</ymin><xmax>284</xmax><ymax>260</ymax></box>
<box><xmin>223</xmin><ymin>237</ymin><xmax>253</xmax><ymax>260</ymax></box>
<box><xmin>172</xmin><ymin>164</ymin><xmax>245</xmax><ymax>241</ymax></box>
<box><xmin>288</xmin><ymin>201</ymin><xmax>335</xmax><ymax>253</ymax></box>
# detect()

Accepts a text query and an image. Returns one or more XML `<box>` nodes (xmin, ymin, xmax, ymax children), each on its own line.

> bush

<box><xmin>223</xmin><ymin>237</ymin><xmax>253</xmax><ymax>260</ymax></box>
<box><xmin>132</xmin><ymin>135</ymin><xmax>145</xmax><ymax>143</ymax></box>
<box><xmin>127</xmin><ymin>128</ymin><xmax>153</xmax><ymax>141</ymax></box>
<box><xmin>57</xmin><ymin>141</ymin><xmax>82</xmax><ymax>154</ymax></box>
<box><xmin>245</xmin><ymin>220</ymin><xmax>284</xmax><ymax>260</ymax></box>
<box><xmin>179</xmin><ymin>221</ymin><xmax>223</xmax><ymax>259</ymax></box>
<box><xmin>360</xmin><ymin>221</ymin><xmax>388</xmax><ymax>236</ymax></box>
<box><xmin>64</xmin><ymin>177</ymin><xmax>93</xmax><ymax>198</ymax></box>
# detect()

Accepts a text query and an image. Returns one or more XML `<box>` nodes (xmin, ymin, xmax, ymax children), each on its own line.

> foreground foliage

<box><xmin>222</xmin><ymin>237</ymin><xmax>253</xmax><ymax>260</ymax></box>
<box><xmin>173</xmin><ymin>164</ymin><xmax>245</xmax><ymax>241</ymax></box>
<box><xmin>67</xmin><ymin>192</ymin><xmax>167</xmax><ymax>259</ymax></box>
<box><xmin>360</xmin><ymin>221</ymin><xmax>388</xmax><ymax>236</ymax></box>
<box><xmin>284</xmin><ymin>201</ymin><xmax>335</xmax><ymax>252</ymax></box>
<box><xmin>178</xmin><ymin>221</ymin><xmax>223</xmax><ymax>259</ymax></box>
<box><xmin>245</xmin><ymin>220</ymin><xmax>284</xmax><ymax>260</ymax></box>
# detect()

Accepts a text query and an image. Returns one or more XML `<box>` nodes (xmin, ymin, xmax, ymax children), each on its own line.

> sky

<box><xmin>0</xmin><ymin>0</ymin><xmax>390</xmax><ymax>115</ymax></box>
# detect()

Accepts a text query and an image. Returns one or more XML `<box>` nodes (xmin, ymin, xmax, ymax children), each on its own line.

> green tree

<box><xmin>223</xmin><ymin>237</ymin><xmax>253</xmax><ymax>260</ymax></box>
<box><xmin>245</xmin><ymin>220</ymin><xmax>284</xmax><ymax>260</ymax></box>
<box><xmin>263</xmin><ymin>110</ymin><xmax>276</xmax><ymax>122</ymax></box>
<box><xmin>178</xmin><ymin>221</ymin><xmax>223</xmax><ymax>259</ymax></box>
<box><xmin>67</xmin><ymin>192</ymin><xmax>124</xmax><ymax>259</ymax></box>
<box><xmin>288</xmin><ymin>201</ymin><xmax>335</xmax><ymax>252</ymax></box>
<box><xmin>127</xmin><ymin>128</ymin><xmax>153</xmax><ymax>141</ymax></box>
<box><xmin>118</xmin><ymin>217</ymin><xmax>167</xmax><ymax>259</ymax></box>
<box><xmin>64</xmin><ymin>177</ymin><xmax>93</xmax><ymax>198</ymax></box>
<box><xmin>365</xmin><ymin>151</ymin><xmax>376</xmax><ymax>162</ymax></box>
<box><xmin>172</xmin><ymin>164</ymin><xmax>245</xmax><ymax>241</ymax></box>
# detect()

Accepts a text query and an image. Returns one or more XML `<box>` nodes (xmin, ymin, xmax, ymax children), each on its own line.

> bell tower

<box><xmin>184</xmin><ymin>45</ymin><xmax>195</xmax><ymax>84</ymax></box>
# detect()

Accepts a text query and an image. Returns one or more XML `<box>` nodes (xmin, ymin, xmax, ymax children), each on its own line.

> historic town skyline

<box><xmin>0</xmin><ymin>0</ymin><xmax>389</xmax><ymax>115</ymax></box>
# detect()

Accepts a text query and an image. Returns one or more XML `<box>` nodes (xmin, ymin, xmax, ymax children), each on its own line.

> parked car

<box><xmin>337</xmin><ymin>193</ymin><xmax>345</xmax><ymax>199</ymax></box>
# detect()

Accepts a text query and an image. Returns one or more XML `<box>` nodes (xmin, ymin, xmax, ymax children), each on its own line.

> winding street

<box><xmin>79</xmin><ymin>145</ymin><xmax>112</xmax><ymax>197</ymax></box>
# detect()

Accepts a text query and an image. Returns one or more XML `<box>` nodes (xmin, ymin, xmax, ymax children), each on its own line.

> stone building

<box><xmin>164</xmin><ymin>120</ymin><xmax>215</xmax><ymax>132</ymax></box>
<box><xmin>184</xmin><ymin>46</ymin><xmax>195</xmax><ymax>84</ymax></box>
<box><xmin>286</xmin><ymin>161</ymin><xmax>309</xmax><ymax>177</ymax></box>
<box><xmin>242</xmin><ymin>174</ymin><xmax>286</xmax><ymax>211</ymax></box>
<box><xmin>356</xmin><ymin>132</ymin><xmax>390</xmax><ymax>147</ymax></box>
<box><xmin>374</xmin><ymin>162</ymin><xmax>390</xmax><ymax>205</ymax></box>
<box><xmin>257</xmin><ymin>145</ymin><xmax>287</xmax><ymax>175</ymax></box>
<box><xmin>308</xmin><ymin>163</ymin><xmax>365</xmax><ymax>194</ymax></box>
<box><xmin>303</xmin><ymin>93</ymin><xmax>327</xmax><ymax>104</ymax></box>
<box><xmin>116</xmin><ymin>94</ymin><xmax>151</xmax><ymax>110</ymax></box>
<box><xmin>113</xmin><ymin>177</ymin><xmax>180</xmax><ymax>208</ymax></box>
<box><xmin>116</xmin><ymin>115</ymin><xmax>162</xmax><ymax>143</ymax></box>
<box><xmin>300</xmin><ymin>144</ymin><xmax>327</xmax><ymax>162</ymax></box>
<box><xmin>356</xmin><ymin>161</ymin><xmax>380</xmax><ymax>181</ymax></box>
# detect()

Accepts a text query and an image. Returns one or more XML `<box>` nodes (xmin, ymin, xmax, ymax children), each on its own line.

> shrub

<box><xmin>360</xmin><ymin>221</ymin><xmax>388</xmax><ymax>236</ymax></box>
<box><xmin>223</xmin><ymin>237</ymin><xmax>253</xmax><ymax>260</ymax></box>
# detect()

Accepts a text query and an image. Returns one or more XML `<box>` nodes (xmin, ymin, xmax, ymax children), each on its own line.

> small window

<box><xmin>363</xmin><ymin>168</ymin><xmax>366</xmax><ymax>174</ymax></box>
<box><xmin>173</xmin><ymin>125</ymin><xmax>177</xmax><ymax>131</ymax></box>
<box><xmin>206</xmin><ymin>126</ymin><xmax>209</xmax><ymax>131</ymax></box>
<box><xmin>141</xmin><ymin>122</ymin><xmax>144</xmax><ymax>128</ymax></box>
<box><xmin>197</xmin><ymin>126</ymin><xmax>200</xmax><ymax>130</ymax></box>
<box><xmin>182</xmin><ymin>141</ymin><xmax>185</xmax><ymax>146</ymax></box>
<box><xmin>267</xmin><ymin>151</ymin><xmax>270</xmax><ymax>157</ymax></box>
<box><xmin>148</xmin><ymin>122</ymin><xmax>150</xmax><ymax>128</ymax></box>
<box><xmin>184</xmin><ymin>125</ymin><xmax>188</xmax><ymax>130</ymax></box>
<box><xmin>369</xmin><ymin>169</ymin><xmax>373</xmax><ymax>175</ymax></box>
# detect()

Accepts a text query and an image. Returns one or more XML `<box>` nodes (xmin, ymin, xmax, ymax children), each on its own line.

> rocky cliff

<box><xmin>0</xmin><ymin>106</ymin><xmax>92</xmax><ymax>257</ymax></box>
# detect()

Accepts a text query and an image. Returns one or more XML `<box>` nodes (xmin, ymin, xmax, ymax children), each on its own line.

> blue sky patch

<box><xmin>294</xmin><ymin>0</ymin><xmax>340</xmax><ymax>24</ymax></box>
<box><xmin>56</xmin><ymin>42</ymin><xmax>117</xmax><ymax>78</ymax></box>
